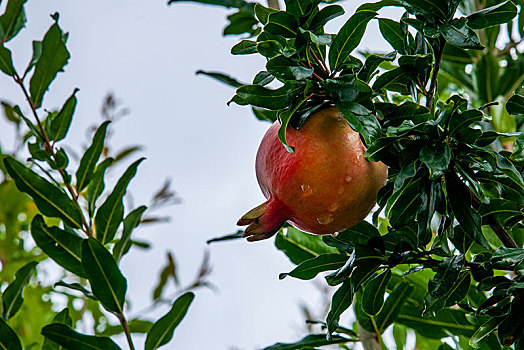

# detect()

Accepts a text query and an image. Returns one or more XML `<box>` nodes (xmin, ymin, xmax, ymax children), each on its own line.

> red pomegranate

<box><xmin>238</xmin><ymin>107</ymin><xmax>388</xmax><ymax>241</ymax></box>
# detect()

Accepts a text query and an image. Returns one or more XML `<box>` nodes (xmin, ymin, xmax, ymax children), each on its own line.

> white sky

<box><xmin>0</xmin><ymin>1</ymin><xmax>401</xmax><ymax>349</ymax></box>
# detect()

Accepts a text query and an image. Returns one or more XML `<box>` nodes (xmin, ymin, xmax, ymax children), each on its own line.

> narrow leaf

<box><xmin>0</xmin><ymin>0</ymin><xmax>27</xmax><ymax>42</ymax></box>
<box><xmin>75</xmin><ymin>121</ymin><xmax>110</xmax><ymax>192</ymax></box>
<box><xmin>86</xmin><ymin>157</ymin><xmax>113</xmax><ymax>216</ymax></box>
<box><xmin>30</xmin><ymin>215</ymin><xmax>85</xmax><ymax>277</ymax></box>
<box><xmin>279</xmin><ymin>254</ymin><xmax>348</xmax><ymax>280</ymax></box>
<box><xmin>82</xmin><ymin>238</ymin><xmax>127</xmax><ymax>314</ymax></box>
<box><xmin>145</xmin><ymin>292</ymin><xmax>194</xmax><ymax>350</ymax></box>
<box><xmin>467</xmin><ymin>1</ymin><xmax>517</xmax><ymax>30</ymax></box>
<box><xmin>3</xmin><ymin>157</ymin><xmax>84</xmax><ymax>228</ymax></box>
<box><xmin>42</xmin><ymin>308</ymin><xmax>73</xmax><ymax>350</ymax></box>
<box><xmin>0</xmin><ymin>318</ymin><xmax>22</xmax><ymax>350</ymax></box>
<box><xmin>94</xmin><ymin>158</ymin><xmax>144</xmax><ymax>244</ymax></box>
<box><xmin>49</xmin><ymin>88</ymin><xmax>78</xmax><ymax>143</ymax></box>
<box><xmin>263</xmin><ymin>334</ymin><xmax>351</xmax><ymax>350</ymax></box>
<box><xmin>326</xmin><ymin>279</ymin><xmax>353</xmax><ymax>337</ymax></box>
<box><xmin>0</xmin><ymin>44</ymin><xmax>16</xmax><ymax>76</ymax></box>
<box><xmin>196</xmin><ymin>70</ymin><xmax>244</xmax><ymax>88</ymax></box>
<box><xmin>29</xmin><ymin>18</ymin><xmax>70</xmax><ymax>108</ymax></box>
<box><xmin>41</xmin><ymin>324</ymin><xmax>121</xmax><ymax>350</ymax></box>
<box><xmin>362</xmin><ymin>270</ymin><xmax>391</xmax><ymax>316</ymax></box>
<box><xmin>329</xmin><ymin>10</ymin><xmax>376</xmax><ymax>70</ymax></box>
<box><xmin>1</xmin><ymin>261</ymin><xmax>37</xmax><ymax>319</ymax></box>
<box><xmin>113</xmin><ymin>206</ymin><xmax>147</xmax><ymax>262</ymax></box>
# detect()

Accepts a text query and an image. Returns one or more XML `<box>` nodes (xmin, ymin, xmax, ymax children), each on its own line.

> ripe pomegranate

<box><xmin>238</xmin><ymin>107</ymin><xmax>388</xmax><ymax>241</ymax></box>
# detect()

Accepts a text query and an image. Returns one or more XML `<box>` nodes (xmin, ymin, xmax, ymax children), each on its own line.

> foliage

<box><xmin>0</xmin><ymin>1</ymin><xmax>210</xmax><ymax>349</ymax></box>
<box><xmin>178</xmin><ymin>0</ymin><xmax>524</xmax><ymax>348</ymax></box>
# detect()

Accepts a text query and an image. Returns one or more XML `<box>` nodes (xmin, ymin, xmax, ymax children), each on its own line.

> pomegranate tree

<box><xmin>238</xmin><ymin>107</ymin><xmax>387</xmax><ymax>241</ymax></box>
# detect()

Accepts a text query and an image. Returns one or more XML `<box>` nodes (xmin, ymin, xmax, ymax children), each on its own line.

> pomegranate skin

<box><xmin>238</xmin><ymin>107</ymin><xmax>388</xmax><ymax>241</ymax></box>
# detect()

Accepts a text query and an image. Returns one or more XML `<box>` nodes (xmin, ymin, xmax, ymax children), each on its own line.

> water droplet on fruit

<box><xmin>327</xmin><ymin>203</ymin><xmax>339</xmax><ymax>212</ymax></box>
<box><xmin>317</xmin><ymin>214</ymin><xmax>334</xmax><ymax>225</ymax></box>
<box><xmin>338</xmin><ymin>186</ymin><xmax>344</xmax><ymax>194</ymax></box>
<box><xmin>301</xmin><ymin>184</ymin><xmax>313</xmax><ymax>196</ymax></box>
<box><xmin>345</xmin><ymin>175</ymin><xmax>352</xmax><ymax>183</ymax></box>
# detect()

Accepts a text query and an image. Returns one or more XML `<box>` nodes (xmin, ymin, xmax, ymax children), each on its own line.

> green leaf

<box><xmin>0</xmin><ymin>0</ymin><xmax>27</xmax><ymax>42</ymax></box>
<box><xmin>279</xmin><ymin>253</ymin><xmax>348</xmax><ymax>280</ymax></box>
<box><xmin>98</xmin><ymin>319</ymin><xmax>153</xmax><ymax>337</ymax></box>
<box><xmin>438</xmin><ymin>18</ymin><xmax>484</xmax><ymax>50</ymax></box>
<box><xmin>467</xmin><ymin>1</ymin><xmax>517</xmax><ymax>30</ymax></box>
<box><xmin>446</xmin><ymin>173</ymin><xmax>490</xmax><ymax>250</ymax></box>
<box><xmin>49</xmin><ymin>89</ymin><xmax>78</xmax><ymax>143</ymax></box>
<box><xmin>195</xmin><ymin>70</ymin><xmax>244</xmax><ymax>88</ymax></box>
<box><xmin>262</xmin><ymin>334</ymin><xmax>352</xmax><ymax>350</ymax></box>
<box><xmin>41</xmin><ymin>324</ymin><xmax>121</xmax><ymax>350</ymax></box>
<box><xmin>254</xmin><ymin>3</ymin><xmax>277</xmax><ymax>24</ymax></box>
<box><xmin>448</xmin><ymin>109</ymin><xmax>483</xmax><ymax>136</ymax></box>
<box><xmin>309</xmin><ymin>5</ymin><xmax>344</xmax><ymax>31</ymax></box>
<box><xmin>30</xmin><ymin>215</ymin><xmax>85</xmax><ymax>278</ymax></box>
<box><xmin>491</xmin><ymin>247</ymin><xmax>524</xmax><ymax>266</ymax></box>
<box><xmin>3</xmin><ymin>157</ymin><xmax>84</xmax><ymax>228</ymax></box>
<box><xmin>223</xmin><ymin>9</ymin><xmax>258</xmax><ymax>36</ymax></box>
<box><xmin>1</xmin><ymin>261</ymin><xmax>37</xmax><ymax>320</ymax></box>
<box><xmin>81</xmin><ymin>238</ymin><xmax>127</xmax><ymax>314</ymax></box>
<box><xmin>229</xmin><ymin>81</ymin><xmax>304</xmax><ymax>110</ymax></box>
<box><xmin>113</xmin><ymin>206</ymin><xmax>147</xmax><ymax>262</ymax></box>
<box><xmin>372</xmin><ymin>67</ymin><xmax>410</xmax><ymax>91</ymax></box>
<box><xmin>76</xmin><ymin>121</ymin><xmax>110</xmax><ymax>192</ymax></box>
<box><xmin>54</xmin><ymin>281</ymin><xmax>96</xmax><ymax>300</ymax></box>
<box><xmin>378</xmin><ymin>18</ymin><xmax>404</xmax><ymax>52</ymax></box>
<box><xmin>337</xmin><ymin>103</ymin><xmax>380</xmax><ymax>146</ymax></box>
<box><xmin>265</xmin><ymin>12</ymin><xmax>298</xmax><ymax>38</ymax></box>
<box><xmin>94</xmin><ymin>158</ymin><xmax>144</xmax><ymax>244</ymax></box>
<box><xmin>275</xmin><ymin>227</ymin><xmax>338</xmax><ymax>265</ymax></box>
<box><xmin>506</xmin><ymin>94</ymin><xmax>524</xmax><ymax>115</ymax></box>
<box><xmin>29</xmin><ymin>18</ymin><xmax>70</xmax><ymax>109</ymax></box>
<box><xmin>276</xmin><ymin>95</ymin><xmax>310</xmax><ymax>153</ymax></box>
<box><xmin>326</xmin><ymin>280</ymin><xmax>353</xmax><ymax>337</ymax></box>
<box><xmin>86</xmin><ymin>157</ymin><xmax>113</xmax><ymax>216</ymax></box>
<box><xmin>329</xmin><ymin>9</ymin><xmax>376</xmax><ymax>70</ymax></box>
<box><xmin>42</xmin><ymin>308</ymin><xmax>73</xmax><ymax>350</ymax></box>
<box><xmin>362</xmin><ymin>270</ymin><xmax>391</xmax><ymax>316</ymax></box>
<box><xmin>0</xmin><ymin>318</ymin><xmax>22</xmax><ymax>350</ymax></box>
<box><xmin>266</xmin><ymin>55</ymin><xmax>313</xmax><ymax>81</ymax></box>
<box><xmin>230</xmin><ymin>39</ymin><xmax>257</xmax><ymax>55</ymax></box>
<box><xmin>357</xmin><ymin>51</ymin><xmax>396</xmax><ymax>83</ymax></box>
<box><xmin>334</xmin><ymin>220</ymin><xmax>380</xmax><ymax>246</ymax></box>
<box><xmin>419</xmin><ymin>144</ymin><xmax>451</xmax><ymax>180</ymax></box>
<box><xmin>469</xmin><ymin>316</ymin><xmax>505</xmax><ymax>348</ymax></box>
<box><xmin>396</xmin><ymin>0</ymin><xmax>449</xmax><ymax>23</ymax></box>
<box><xmin>374</xmin><ymin>280</ymin><xmax>414</xmax><ymax>332</ymax></box>
<box><xmin>0</xmin><ymin>44</ymin><xmax>16</xmax><ymax>76</ymax></box>
<box><xmin>145</xmin><ymin>292</ymin><xmax>194</xmax><ymax>350</ymax></box>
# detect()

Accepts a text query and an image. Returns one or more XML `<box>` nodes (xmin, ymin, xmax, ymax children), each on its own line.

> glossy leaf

<box><xmin>54</xmin><ymin>281</ymin><xmax>96</xmax><ymax>300</ymax></box>
<box><xmin>334</xmin><ymin>220</ymin><xmax>380</xmax><ymax>246</ymax></box>
<box><xmin>469</xmin><ymin>316</ymin><xmax>505</xmax><ymax>348</ymax></box>
<box><xmin>276</xmin><ymin>95</ymin><xmax>309</xmax><ymax>152</ymax></box>
<box><xmin>262</xmin><ymin>334</ymin><xmax>351</xmax><ymax>350</ymax></box>
<box><xmin>29</xmin><ymin>18</ymin><xmax>70</xmax><ymax>109</ymax></box>
<box><xmin>467</xmin><ymin>1</ymin><xmax>517</xmax><ymax>30</ymax></box>
<box><xmin>30</xmin><ymin>215</ymin><xmax>85</xmax><ymax>277</ymax></box>
<box><xmin>266</xmin><ymin>55</ymin><xmax>313</xmax><ymax>81</ymax></box>
<box><xmin>378</xmin><ymin>18</ymin><xmax>404</xmax><ymax>52</ymax></box>
<box><xmin>76</xmin><ymin>121</ymin><xmax>110</xmax><ymax>192</ymax></box>
<box><xmin>145</xmin><ymin>292</ymin><xmax>194</xmax><ymax>350</ymax></box>
<box><xmin>82</xmin><ymin>238</ymin><xmax>127</xmax><ymax>314</ymax></box>
<box><xmin>506</xmin><ymin>94</ymin><xmax>524</xmax><ymax>115</ymax></box>
<box><xmin>254</xmin><ymin>3</ymin><xmax>277</xmax><ymax>24</ymax></box>
<box><xmin>167</xmin><ymin>0</ymin><xmax>250</xmax><ymax>8</ymax></box>
<box><xmin>231</xmin><ymin>39</ymin><xmax>257</xmax><ymax>55</ymax></box>
<box><xmin>375</xmin><ymin>281</ymin><xmax>414</xmax><ymax>332</ymax></box>
<box><xmin>428</xmin><ymin>255</ymin><xmax>465</xmax><ymax>298</ymax></box>
<box><xmin>42</xmin><ymin>308</ymin><xmax>73</xmax><ymax>350</ymax></box>
<box><xmin>0</xmin><ymin>318</ymin><xmax>22</xmax><ymax>350</ymax></box>
<box><xmin>358</xmin><ymin>51</ymin><xmax>396</xmax><ymax>82</ymax></box>
<box><xmin>309</xmin><ymin>5</ymin><xmax>344</xmax><ymax>31</ymax></box>
<box><xmin>326</xmin><ymin>280</ymin><xmax>352</xmax><ymax>337</ymax></box>
<box><xmin>419</xmin><ymin>144</ymin><xmax>451</xmax><ymax>180</ymax></box>
<box><xmin>113</xmin><ymin>206</ymin><xmax>147</xmax><ymax>262</ymax></box>
<box><xmin>275</xmin><ymin>227</ymin><xmax>338</xmax><ymax>265</ymax></box>
<box><xmin>41</xmin><ymin>324</ymin><xmax>121</xmax><ymax>350</ymax></box>
<box><xmin>0</xmin><ymin>0</ymin><xmax>27</xmax><ymax>42</ymax></box>
<box><xmin>1</xmin><ymin>261</ymin><xmax>37</xmax><ymax>320</ymax></box>
<box><xmin>0</xmin><ymin>44</ymin><xmax>16</xmax><ymax>76</ymax></box>
<box><xmin>86</xmin><ymin>157</ymin><xmax>113</xmax><ymax>216</ymax></box>
<box><xmin>438</xmin><ymin>18</ymin><xmax>484</xmax><ymax>50</ymax></box>
<box><xmin>3</xmin><ymin>157</ymin><xmax>84</xmax><ymax>228</ymax></box>
<box><xmin>49</xmin><ymin>89</ymin><xmax>78</xmax><ymax>143</ymax></box>
<box><xmin>94</xmin><ymin>158</ymin><xmax>144</xmax><ymax>244</ymax></box>
<box><xmin>265</xmin><ymin>12</ymin><xmax>298</xmax><ymax>38</ymax></box>
<box><xmin>329</xmin><ymin>9</ymin><xmax>376</xmax><ymax>70</ymax></box>
<box><xmin>279</xmin><ymin>254</ymin><xmax>348</xmax><ymax>280</ymax></box>
<box><xmin>195</xmin><ymin>70</ymin><xmax>244</xmax><ymax>88</ymax></box>
<box><xmin>362</xmin><ymin>270</ymin><xmax>391</xmax><ymax>316</ymax></box>
<box><xmin>229</xmin><ymin>81</ymin><xmax>304</xmax><ymax>110</ymax></box>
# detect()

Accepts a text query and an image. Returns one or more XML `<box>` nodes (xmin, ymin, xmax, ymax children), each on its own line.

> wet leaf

<box><xmin>1</xmin><ymin>261</ymin><xmax>37</xmax><ymax>319</ymax></box>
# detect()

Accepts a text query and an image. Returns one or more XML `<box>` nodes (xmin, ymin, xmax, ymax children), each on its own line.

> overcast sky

<box><xmin>0</xmin><ymin>1</ymin><xmax>400</xmax><ymax>349</ymax></box>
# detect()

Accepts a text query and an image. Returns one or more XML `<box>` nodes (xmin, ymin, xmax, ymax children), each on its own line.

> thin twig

<box><xmin>117</xmin><ymin>313</ymin><xmax>136</xmax><ymax>350</ymax></box>
<box><xmin>13</xmin><ymin>73</ymin><xmax>92</xmax><ymax>236</ymax></box>
<box><xmin>426</xmin><ymin>36</ymin><xmax>446</xmax><ymax>111</ymax></box>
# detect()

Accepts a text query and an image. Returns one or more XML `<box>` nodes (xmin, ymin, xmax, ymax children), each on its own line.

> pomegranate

<box><xmin>238</xmin><ymin>107</ymin><xmax>388</xmax><ymax>241</ymax></box>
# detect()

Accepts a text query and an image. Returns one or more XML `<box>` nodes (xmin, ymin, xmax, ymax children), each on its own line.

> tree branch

<box><xmin>118</xmin><ymin>313</ymin><xmax>136</xmax><ymax>350</ymax></box>
<box><xmin>426</xmin><ymin>36</ymin><xmax>446</xmax><ymax>110</ymax></box>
